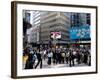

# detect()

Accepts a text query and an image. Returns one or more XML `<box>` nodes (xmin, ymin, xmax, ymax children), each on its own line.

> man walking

<box><xmin>35</xmin><ymin>49</ymin><xmax>42</xmax><ymax>69</ymax></box>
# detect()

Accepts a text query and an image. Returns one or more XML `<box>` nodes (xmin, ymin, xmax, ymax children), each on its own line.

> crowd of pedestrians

<box><xmin>23</xmin><ymin>44</ymin><xmax>91</xmax><ymax>69</ymax></box>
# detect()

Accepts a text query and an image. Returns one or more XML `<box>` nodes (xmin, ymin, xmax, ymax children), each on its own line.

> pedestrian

<box><xmin>76</xmin><ymin>50</ymin><xmax>81</xmax><ymax>64</ymax></box>
<box><xmin>58</xmin><ymin>48</ymin><xmax>62</xmax><ymax>64</ymax></box>
<box><xmin>25</xmin><ymin>53</ymin><xmax>34</xmax><ymax>69</ymax></box>
<box><xmin>65</xmin><ymin>51</ymin><xmax>69</xmax><ymax>64</ymax></box>
<box><xmin>23</xmin><ymin>50</ymin><xmax>28</xmax><ymax>69</ymax></box>
<box><xmin>55</xmin><ymin>48</ymin><xmax>59</xmax><ymax>64</ymax></box>
<box><xmin>43</xmin><ymin>49</ymin><xmax>47</xmax><ymax>60</ymax></box>
<box><xmin>83</xmin><ymin>50</ymin><xmax>88</xmax><ymax>64</ymax></box>
<box><xmin>61</xmin><ymin>51</ymin><xmax>65</xmax><ymax>64</ymax></box>
<box><xmin>69</xmin><ymin>50</ymin><xmax>75</xmax><ymax>67</ymax></box>
<box><xmin>88</xmin><ymin>52</ymin><xmax>91</xmax><ymax>66</ymax></box>
<box><xmin>35</xmin><ymin>50</ymin><xmax>42</xmax><ymax>69</ymax></box>
<box><xmin>47</xmin><ymin>50</ymin><xmax>53</xmax><ymax>65</ymax></box>
<box><xmin>52</xmin><ymin>49</ymin><xmax>57</xmax><ymax>64</ymax></box>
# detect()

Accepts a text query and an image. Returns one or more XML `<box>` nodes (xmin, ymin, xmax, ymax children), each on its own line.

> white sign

<box><xmin>51</xmin><ymin>32</ymin><xmax>61</xmax><ymax>39</ymax></box>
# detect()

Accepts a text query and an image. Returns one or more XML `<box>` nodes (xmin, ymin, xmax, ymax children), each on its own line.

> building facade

<box><xmin>40</xmin><ymin>11</ymin><xmax>70</xmax><ymax>45</ymax></box>
<box><xmin>70</xmin><ymin>13</ymin><xmax>90</xmax><ymax>27</ymax></box>
<box><xmin>70</xmin><ymin>13</ymin><xmax>91</xmax><ymax>45</ymax></box>
<box><xmin>26</xmin><ymin>11</ymin><xmax>41</xmax><ymax>44</ymax></box>
<box><xmin>23</xmin><ymin>10</ymin><xmax>32</xmax><ymax>47</ymax></box>
<box><xmin>23</xmin><ymin>10</ymin><xmax>91</xmax><ymax>48</ymax></box>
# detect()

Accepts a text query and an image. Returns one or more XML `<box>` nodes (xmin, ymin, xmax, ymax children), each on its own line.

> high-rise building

<box><xmin>70</xmin><ymin>13</ymin><xmax>90</xmax><ymax>27</ymax></box>
<box><xmin>27</xmin><ymin>11</ymin><xmax>41</xmax><ymax>44</ymax></box>
<box><xmin>40</xmin><ymin>11</ymin><xmax>70</xmax><ymax>45</ymax></box>
<box><xmin>31</xmin><ymin>11</ymin><xmax>41</xmax><ymax>43</ymax></box>
<box><xmin>23</xmin><ymin>11</ymin><xmax>91</xmax><ymax>47</ymax></box>
<box><xmin>23</xmin><ymin>10</ymin><xmax>32</xmax><ymax>47</ymax></box>
<box><xmin>70</xmin><ymin>13</ymin><xmax>91</xmax><ymax>44</ymax></box>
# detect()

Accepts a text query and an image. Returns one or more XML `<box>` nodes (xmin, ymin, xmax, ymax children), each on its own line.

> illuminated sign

<box><xmin>51</xmin><ymin>32</ymin><xmax>61</xmax><ymax>39</ymax></box>
<box><xmin>70</xmin><ymin>26</ymin><xmax>90</xmax><ymax>40</ymax></box>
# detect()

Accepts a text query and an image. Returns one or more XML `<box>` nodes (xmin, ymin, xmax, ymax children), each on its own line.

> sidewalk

<box><xmin>35</xmin><ymin>59</ymin><xmax>89</xmax><ymax>69</ymax></box>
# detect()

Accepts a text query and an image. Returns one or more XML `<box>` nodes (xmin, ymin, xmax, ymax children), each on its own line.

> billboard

<box><xmin>51</xmin><ymin>32</ymin><xmax>61</xmax><ymax>39</ymax></box>
<box><xmin>70</xmin><ymin>26</ymin><xmax>90</xmax><ymax>40</ymax></box>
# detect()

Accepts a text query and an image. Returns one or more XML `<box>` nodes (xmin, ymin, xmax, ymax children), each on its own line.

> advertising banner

<box><xmin>70</xmin><ymin>26</ymin><xmax>90</xmax><ymax>40</ymax></box>
<box><xmin>51</xmin><ymin>32</ymin><xmax>61</xmax><ymax>39</ymax></box>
